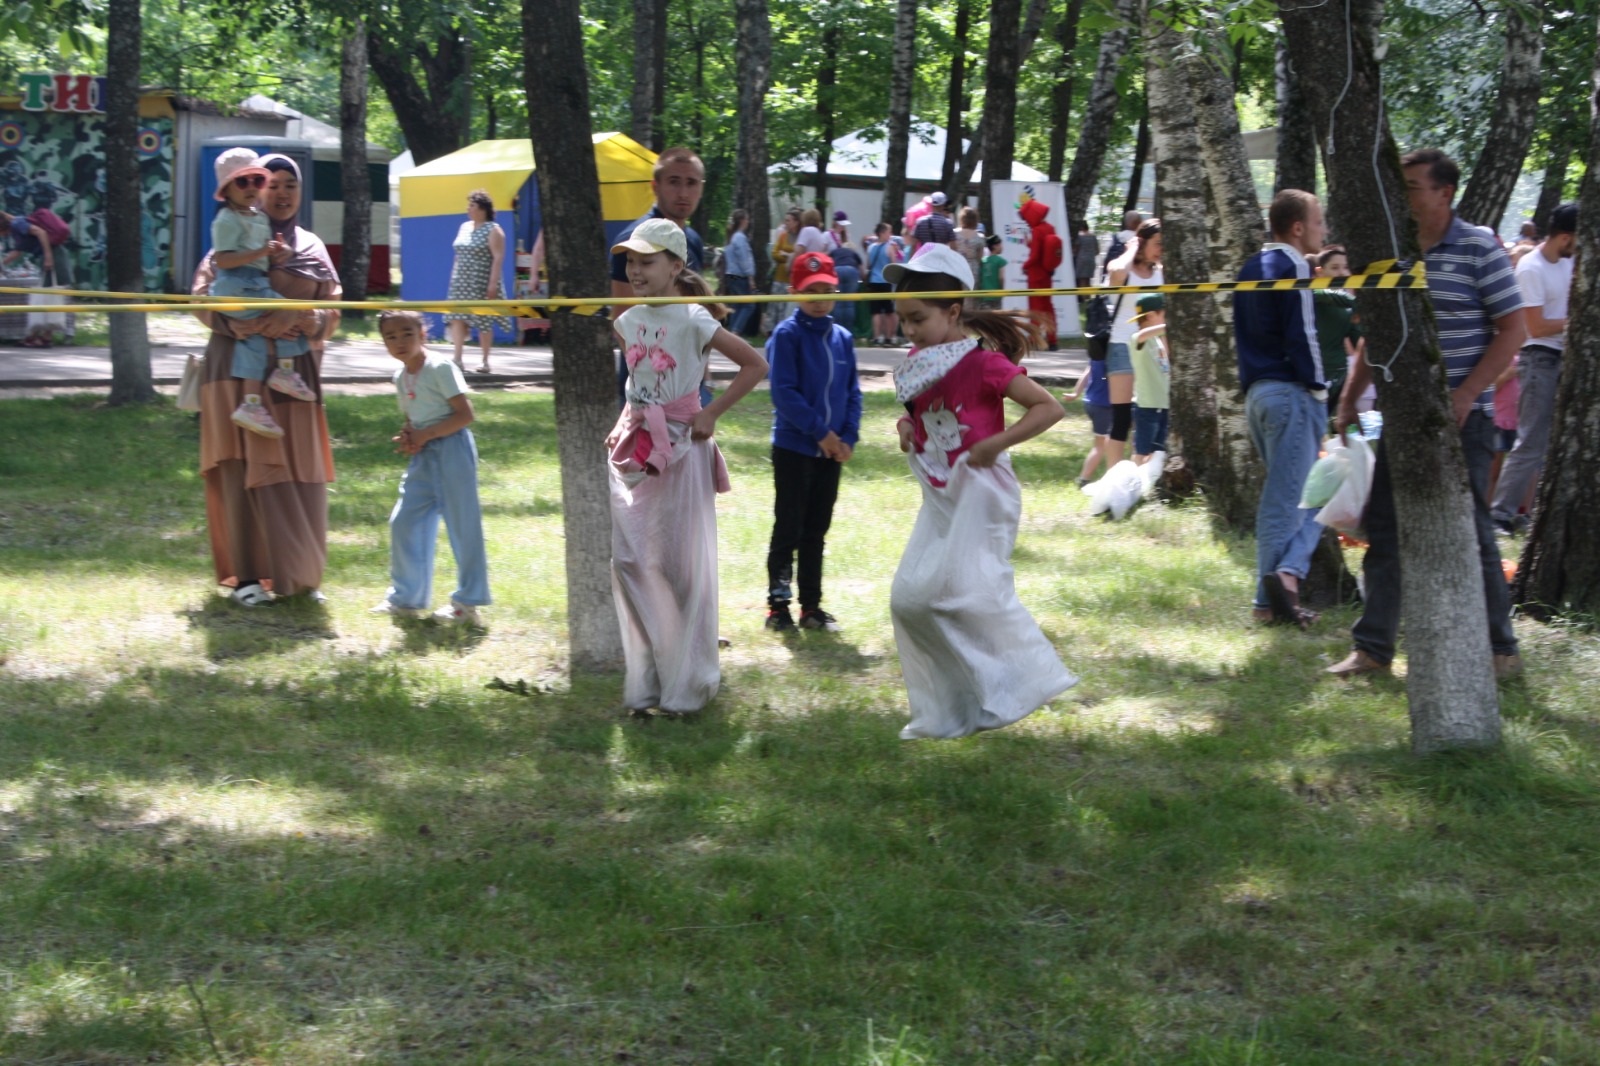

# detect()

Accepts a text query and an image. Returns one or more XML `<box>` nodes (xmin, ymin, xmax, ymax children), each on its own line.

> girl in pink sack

<box><xmin>605</xmin><ymin>217</ymin><xmax>767</xmax><ymax>716</ymax></box>
<box><xmin>886</xmin><ymin>244</ymin><xmax>1079</xmax><ymax>739</ymax></box>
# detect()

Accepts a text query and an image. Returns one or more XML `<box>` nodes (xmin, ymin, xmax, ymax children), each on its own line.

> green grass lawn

<box><xmin>2</xmin><ymin>388</ymin><xmax>1598</xmax><ymax>1065</ymax></box>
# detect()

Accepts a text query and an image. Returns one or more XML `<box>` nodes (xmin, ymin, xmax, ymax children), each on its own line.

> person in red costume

<box><xmin>1019</xmin><ymin>198</ymin><xmax>1062</xmax><ymax>341</ymax></box>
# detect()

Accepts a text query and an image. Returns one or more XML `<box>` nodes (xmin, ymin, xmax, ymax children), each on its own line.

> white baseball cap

<box><xmin>883</xmin><ymin>243</ymin><xmax>974</xmax><ymax>290</ymax></box>
<box><xmin>611</xmin><ymin>216</ymin><xmax>689</xmax><ymax>261</ymax></box>
<box><xmin>929</xmin><ymin>191</ymin><xmax>949</xmax><ymax>206</ymax></box>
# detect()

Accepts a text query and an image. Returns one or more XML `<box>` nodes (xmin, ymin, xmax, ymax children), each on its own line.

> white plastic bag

<box><xmin>1139</xmin><ymin>450</ymin><xmax>1167</xmax><ymax>498</ymax></box>
<box><xmin>1300</xmin><ymin>438</ymin><xmax>1352</xmax><ymax>509</ymax></box>
<box><xmin>1316</xmin><ymin>431</ymin><xmax>1374</xmax><ymax>535</ymax></box>
<box><xmin>1088</xmin><ymin>460</ymin><xmax>1145</xmax><ymax>520</ymax></box>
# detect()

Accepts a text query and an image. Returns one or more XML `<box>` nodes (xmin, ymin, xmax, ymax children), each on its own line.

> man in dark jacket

<box><xmin>1234</xmin><ymin>188</ymin><xmax>1328</xmax><ymax>628</ymax></box>
<box><xmin>764</xmin><ymin>251</ymin><xmax>863</xmax><ymax>633</ymax></box>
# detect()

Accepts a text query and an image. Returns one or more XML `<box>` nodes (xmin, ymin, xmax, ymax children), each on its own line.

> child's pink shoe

<box><xmin>268</xmin><ymin>366</ymin><xmax>317</xmax><ymax>402</ymax></box>
<box><xmin>231</xmin><ymin>399</ymin><xmax>284</xmax><ymax>438</ymax></box>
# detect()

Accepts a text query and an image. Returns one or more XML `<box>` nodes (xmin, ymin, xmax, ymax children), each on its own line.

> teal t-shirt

<box><xmin>212</xmin><ymin>206</ymin><xmax>271</xmax><ymax>255</ymax></box>
<box><xmin>979</xmin><ymin>253</ymin><xmax>1006</xmax><ymax>292</ymax></box>
<box><xmin>395</xmin><ymin>353</ymin><xmax>468</xmax><ymax>430</ymax></box>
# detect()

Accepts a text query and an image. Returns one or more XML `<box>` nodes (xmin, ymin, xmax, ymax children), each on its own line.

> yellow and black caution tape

<box><xmin>0</xmin><ymin>260</ymin><xmax>1424</xmax><ymax>316</ymax></box>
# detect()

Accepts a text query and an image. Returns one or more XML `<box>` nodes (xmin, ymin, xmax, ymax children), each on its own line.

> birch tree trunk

<box><xmin>105</xmin><ymin>0</ymin><xmax>153</xmax><ymax>405</ymax></box>
<box><xmin>734</xmin><ymin>0</ymin><xmax>773</xmax><ymax>286</ymax></box>
<box><xmin>1145</xmin><ymin>6</ymin><xmax>1218</xmax><ymax>511</ymax></box>
<box><xmin>523</xmin><ymin>0</ymin><xmax>625</xmax><ymax>672</ymax></box>
<box><xmin>1123</xmin><ymin>107</ymin><xmax>1149</xmax><ymax>215</ymax></box>
<box><xmin>1047</xmin><ymin>0</ymin><xmax>1086</xmax><ymax>184</ymax></box>
<box><xmin>942</xmin><ymin>0</ymin><xmax>971</xmax><ymax>190</ymax></box>
<box><xmin>1457</xmin><ymin>0</ymin><xmax>1544</xmax><ymax>232</ymax></box>
<box><xmin>1514</xmin><ymin>11</ymin><xmax>1600</xmax><ymax>620</ymax></box>
<box><xmin>1274</xmin><ymin>37</ymin><xmax>1317</xmax><ymax>195</ymax></box>
<box><xmin>1281</xmin><ymin>0</ymin><xmax>1501</xmax><ymax>753</ymax></box>
<box><xmin>339</xmin><ymin>22</ymin><xmax>372</xmax><ymax>308</ymax></box>
<box><xmin>883</xmin><ymin>0</ymin><xmax>918</xmax><ymax>227</ymax></box>
<box><xmin>978</xmin><ymin>0</ymin><xmax>1024</xmax><ymax>229</ymax></box>
<box><xmin>1064</xmin><ymin>0</ymin><xmax>1140</xmax><ymax>225</ymax></box>
<box><xmin>1183</xmin><ymin>39</ymin><xmax>1267</xmax><ymax>533</ymax></box>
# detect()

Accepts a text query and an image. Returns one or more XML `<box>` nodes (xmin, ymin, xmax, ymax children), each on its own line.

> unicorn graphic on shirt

<box><xmin>917</xmin><ymin>400</ymin><xmax>970</xmax><ymax>485</ymax></box>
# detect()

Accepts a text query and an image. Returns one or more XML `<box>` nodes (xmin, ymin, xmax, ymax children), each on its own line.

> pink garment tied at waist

<box><xmin>609</xmin><ymin>393</ymin><xmax>732</xmax><ymax>493</ymax></box>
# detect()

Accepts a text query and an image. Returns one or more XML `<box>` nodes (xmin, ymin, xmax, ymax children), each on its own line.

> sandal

<box><xmin>230</xmin><ymin>582</ymin><xmax>272</xmax><ymax>607</ymax></box>
<box><xmin>473</xmin><ymin>366</ymin><xmax>493</xmax><ymax>375</ymax></box>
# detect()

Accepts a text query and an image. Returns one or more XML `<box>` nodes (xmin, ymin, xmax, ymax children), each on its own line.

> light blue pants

<box><xmin>212</xmin><ymin>265</ymin><xmax>311</xmax><ymax>380</ymax></box>
<box><xmin>1246</xmin><ymin>378</ymin><xmax>1326</xmax><ymax>609</ymax></box>
<box><xmin>1490</xmin><ymin>345</ymin><xmax>1561</xmax><ymax>524</ymax></box>
<box><xmin>386</xmin><ymin>428</ymin><xmax>491</xmax><ymax>610</ymax></box>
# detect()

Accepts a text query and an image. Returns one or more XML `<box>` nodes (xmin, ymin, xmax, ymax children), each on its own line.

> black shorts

<box><xmin>863</xmin><ymin>281</ymin><xmax>893</xmax><ymax>315</ymax></box>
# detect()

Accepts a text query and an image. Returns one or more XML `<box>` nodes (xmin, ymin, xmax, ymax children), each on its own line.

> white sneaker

<box><xmin>267</xmin><ymin>366</ymin><xmax>317</xmax><ymax>402</ymax></box>
<box><xmin>432</xmin><ymin>599</ymin><xmax>484</xmax><ymax>626</ymax></box>
<box><xmin>370</xmin><ymin>601</ymin><xmax>429</xmax><ymax>619</ymax></box>
<box><xmin>232</xmin><ymin>399</ymin><xmax>284</xmax><ymax>438</ymax></box>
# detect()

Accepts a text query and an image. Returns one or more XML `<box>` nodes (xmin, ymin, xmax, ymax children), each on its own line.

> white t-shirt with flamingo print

<box><xmin>615</xmin><ymin>302</ymin><xmax>721</xmax><ymax>409</ymax></box>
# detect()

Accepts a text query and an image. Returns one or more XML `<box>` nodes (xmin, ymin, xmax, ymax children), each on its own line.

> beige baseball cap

<box><xmin>611</xmin><ymin>216</ymin><xmax>688</xmax><ymax>261</ymax></box>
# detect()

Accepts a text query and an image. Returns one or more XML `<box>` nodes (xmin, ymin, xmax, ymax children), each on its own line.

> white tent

<box><xmin>769</xmin><ymin>121</ymin><xmax>1047</xmax><ymax>230</ymax></box>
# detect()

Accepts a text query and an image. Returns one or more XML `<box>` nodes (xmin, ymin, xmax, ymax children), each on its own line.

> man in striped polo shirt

<box><xmin>1328</xmin><ymin>149</ymin><xmax>1526</xmax><ymax>679</ymax></box>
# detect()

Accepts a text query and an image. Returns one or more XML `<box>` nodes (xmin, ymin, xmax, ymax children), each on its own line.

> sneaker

<box><xmin>764</xmin><ymin>604</ymin><xmax>795</xmax><ymax>632</ymax></box>
<box><xmin>433</xmin><ymin>599</ymin><xmax>484</xmax><ymax>626</ymax></box>
<box><xmin>370</xmin><ymin>601</ymin><xmax>429</xmax><ymax>619</ymax></box>
<box><xmin>231</xmin><ymin>400</ymin><xmax>284</xmax><ymax>438</ymax></box>
<box><xmin>798</xmin><ymin>609</ymin><xmax>842</xmax><ymax>632</ymax></box>
<box><xmin>267</xmin><ymin>366</ymin><xmax>318</xmax><ymax>402</ymax></box>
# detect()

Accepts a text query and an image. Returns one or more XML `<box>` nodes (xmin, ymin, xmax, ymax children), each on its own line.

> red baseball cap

<box><xmin>790</xmin><ymin>251</ymin><xmax>839</xmax><ymax>291</ymax></box>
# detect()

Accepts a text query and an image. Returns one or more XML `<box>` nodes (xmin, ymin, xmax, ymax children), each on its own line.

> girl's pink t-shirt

<box><xmin>907</xmin><ymin>348</ymin><xmax>1025</xmax><ymax>463</ymax></box>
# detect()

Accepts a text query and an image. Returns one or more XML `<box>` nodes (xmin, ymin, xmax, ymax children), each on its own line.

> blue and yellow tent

<box><xmin>398</xmin><ymin>133</ymin><xmax>657</xmax><ymax>340</ymax></box>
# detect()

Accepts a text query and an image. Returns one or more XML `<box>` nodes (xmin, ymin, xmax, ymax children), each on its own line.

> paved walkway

<box><xmin>0</xmin><ymin>317</ymin><xmax>1090</xmax><ymax>390</ymax></box>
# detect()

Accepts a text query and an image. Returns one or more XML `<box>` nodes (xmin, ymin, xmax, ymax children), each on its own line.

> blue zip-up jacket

<box><xmin>769</xmin><ymin>309</ymin><xmax>862</xmax><ymax>456</ymax></box>
<box><xmin>1234</xmin><ymin>243</ymin><xmax>1327</xmax><ymax>395</ymax></box>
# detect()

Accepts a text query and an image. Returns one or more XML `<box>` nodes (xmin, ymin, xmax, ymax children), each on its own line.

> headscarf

<box><xmin>258</xmin><ymin>154</ymin><xmax>338</xmax><ymax>284</ymax></box>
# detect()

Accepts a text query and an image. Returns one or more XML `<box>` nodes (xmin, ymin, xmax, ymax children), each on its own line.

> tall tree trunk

<box><xmin>1183</xmin><ymin>39</ymin><xmax>1267</xmax><ymax>533</ymax></box>
<box><xmin>1281</xmin><ymin>0</ymin><xmax>1501</xmax><ymax>753</ymax></box>
<box><xmin>1146</xmin><ymin>7</ymin><xmax>1218</xmax><ymax>516</ymax></box>
<box><xmin>630</xmin><ymin>0</ymin><xmax>668</xmax><ymax>151</ymax></box>
<box><xmin>1122</xmin><ymin>106</ymin><xmax>1149</xmax><ymax>215</ymax></box>
<box><xmin>1047</xmin><ymin>0</ymin><xmax>1086</xmax><ymax>184</ymax></box>
<box><xmin>1514</xmin><ymin>12</ymin><xmax>1600</xmax><ymax>620</ymax></box>
<box><xmin>815</xmin><ymin>24</ymin><xmax>838</xmax><ymax>213</ymax></box>
<box><xmin>1018</xmin><ymin>0</ymin><xmax>1051</xmax><ymax>60</ymax></box>
<box><xmin>1274</xmin><ymin>36</ymin><xmax>1317</xmax><ymax>194</ymax></box>
<box><xmin>1457</xmin><ymin>0</ymin><xmax>1545</xmax><ymax>231</ymax></box>
<box><xmin>734</xmin><ymin>0</ymin><xmax>773</xmax><ymax>285</ymax></box>
<box><xmin>883</xmin><ymin>0</ymin><xmax>918</xmax><ymax>227</ymax></box>
<box><xmin>942</xmin><ymin>0</ymin><xmax>971</xmax><ymax>190</ymax></box>
<box><xmin>944</xmin><ymin>0</ymin><xmax>1056</xmax><ymax>206</ymax></box>
<box><xmin>977</xmin><ymin>0</ymin><xmax>1024</xmax><ymax>229</ymax></box>
<box><xmin>367</xmin><ymin>30</ymin><xmax>471</xmax><ymax>165</ymax></box>
<box><xmin>1063</xmin><ymin>0</ymin><xmax>1139</xmax><ymax>225</ymax></box>
<box><xmin>105</xmin><ymin>0</ymin><xmax>152</xmax><ymax>405</ymax></box>
<box><xmin>1532</xmin><ymin>141</ymin><xmax>1571</xmax><ymax>235</ymax></box>
<box><xmin>523</xmin><ymin>0</ymin><xmax>625</xmax><ymax>672</ymax></box>
<box><xmin>339</xmin><ymin>21</ymin><xmax>372</xmax><ymax>309</ymax></box>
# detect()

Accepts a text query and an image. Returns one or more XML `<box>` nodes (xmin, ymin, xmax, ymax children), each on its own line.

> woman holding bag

<box><xmin>190</xmin><ymin>153</ymin><xmax>339</xmax><ymax>605</ymax></box>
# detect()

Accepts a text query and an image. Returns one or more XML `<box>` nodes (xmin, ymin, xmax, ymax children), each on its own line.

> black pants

<box><xmin>766</xmin><ymin>446</ymin><xmax>842</xmax><ymax>610</ymax></box>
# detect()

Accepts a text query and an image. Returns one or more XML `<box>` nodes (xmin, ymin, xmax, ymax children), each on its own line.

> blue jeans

<box><xmin>387</xmin><ymin>428</ymin><xmax>491</xmax><ymax>610</ymax></box>
<box><xmin>832</xmin><ymin>265</ymin><xmax>861</xmax><ymax>335</ymax></box>
<box><xmin>1133</xmin><ymin>406</ymin><xmax>1168</xmax><ymax>455</ymax></box>
<box><xmin>1245</xmin><ymin>379</ymin><xmax>1326</xmax><ymax>609</ymax></box>
<box><xmin>723</xmin><ymin>275</ymin><xmax>758</xmax><ymax>336</ymax></box>
<box><xmin>1491</xmin><ymin>345</ymin><xmax>1561</xmax><ymax>524</ymax></box>
<box><xmin>1353</xmin><ymin>410</ymin><xmax>1516</xmax><ymax>662</ymax></box>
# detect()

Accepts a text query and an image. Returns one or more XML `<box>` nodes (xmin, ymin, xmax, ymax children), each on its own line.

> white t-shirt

<box><xmin>794</xmin><ymin>226</ymin><xmax>831</xmax><ymax>254</ymax></box>
<box><xmin>395</xmin><ymin>353</ymin><xmax>468</xmax><ymax>430</ymax></box>
<box><xmin>1109</xmin><ymin>266</ymin><xmax>1164</xmax><ymax>345</ymax></box>
<box><xmin>1514</xmin><ymin>245</ymin><xmax>1573</xmax><ymax>352</ymax></box>
<box><xmin>615</xmin><ymin>302</ymin><xmax>721</xmax><ymax>407</ymax></box>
